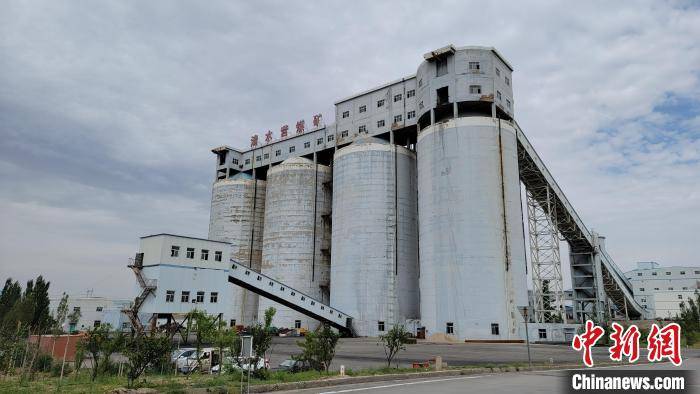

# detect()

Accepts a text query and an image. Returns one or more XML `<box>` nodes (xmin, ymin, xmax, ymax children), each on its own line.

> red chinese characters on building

<box><xmin>647</xmin><ymin>323</ymin><xmax>682</xmax><ymax>366</ymax></box>
<box><xmin>312</xmin><ymin>113</ymin><xmax>322</xmax><ymax>128</ymax></box>
<box><xmin>296</xmin><ymin>120</ymin><xmax>305</xmax><ymax>134</ymax></box>
<box><xmin>250</xmin><ymin>134</ymin><xmax>259</xmax><ymax>148</ymax></box>
<box><xmin>265</xmin><ymin>130</ymin><xmax>273</xmax><ymax>144</ymax></box>
<box><xmin>572</xmin><ymin>320</ymin><xmax>605</xmax><ymax>367</ymax></box>
<box><xmin>280</xmin><ymin>124</ymin><xmax>289</xmax><ymax>139</ymax></box>
<box><xmin>608</xmin><ymin>322</ymin><xmax>640</xmax><ymax>363</ymax></box>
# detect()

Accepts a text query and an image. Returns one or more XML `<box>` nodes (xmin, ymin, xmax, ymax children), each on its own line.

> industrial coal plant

<box><xmin>128</xmin><ymin>45</ymin><xmax>649</xmax><ymax>340</ymax></box>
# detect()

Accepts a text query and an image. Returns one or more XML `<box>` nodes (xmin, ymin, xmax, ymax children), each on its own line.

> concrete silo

<box><xmin>330</xmin><ymin>138</ymin><xmax>419</xmax><ymax>337</ymax></box>
<box><xmin>258</xmin><ymin>157</ymin><xmax>331</xmax><ymax>329</ymax></box>
<box><xmin>417</xmin><ymin>117</ymin><xmax>527</xmax><ymax>340</ymax></box>
<box><xmin>208</xmin><ymin>173</ymin><xmax>266</xmax><ymax>326</ymax></box>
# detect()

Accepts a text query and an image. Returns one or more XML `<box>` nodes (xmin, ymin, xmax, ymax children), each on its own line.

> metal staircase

<box><xmin>514</xmin><ymin>121</ymin><xmax>648</xmax><ymax>322</ymax></box>
<box><xmin>123</xmin><ymin>253</ymin><xmax>157</xmax><ymax>333</ymax></box>
<box><xmin>228</xmin><ymin>259</ymin><xmax>354</xmax><ymax>334</ymax></box>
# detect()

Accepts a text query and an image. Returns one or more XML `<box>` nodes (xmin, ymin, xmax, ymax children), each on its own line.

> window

<box><xmin>469</xmin><ymin>61</ymin><xmax>480</xmax><ymax>71</ymax></box>
<box><xmin>186</xmin><ymin>248</ymin><xmax>195</xmax><ymax>259</ymax></box>
<box><xmin>275</xmin><ymin>149</ymin><xmax>281</xmax><ymax>157</ymax></box>
<box><xmin>435</xmin><ymin>56</ymin><xmax>448</xmax><ymax>76</ymax></box>
<box><xmin>695</xmin><ymin>270</ymin><xmax>700</xmax><ymax>274</ymax></box>
<box><xmin>491</xmin><ymin>323</ymin><xmax>499</xmax><ymax>335</ymax></box>
<box><xmin>652</xmin><ymin>272</ymin><xmax>658</xmax><ymax>276</ymax></box>
<box><xmin>317</xmin><ymin>137</ymin><xmax>323</xmax><ymax>145</ymax></box>
<box><xmin>181</xmin><ymin>291</ymin><xmax>190</xmax><ymax>303</ymax></box>
<box><xmin>210</xmin><ymin>292</ymin><xmax>218</xmax><ymax>303</ymax></box>
<box><xmin>171</xmin><ymin>246</ymin><xmax>180</xmax><ymax>257</ymax></box>
<box><xmin>394</xmin><ymin>115</ymin><xmax>402</xmax><ymax>123</ymax></box>
<box><xmin>496</xmin><ymin>91</ymin><xmax>502</xmax><ymax>101</ymax></box>
<box><xmin>436</xmin><ymin>86</ymin><xmax>449</xmax><ymax>105</ymax></box>
<box><xmin>446</xmin><ymin>322</ymin><xmax>454</xmax><ymax>334</ymax></box>
<box><xmin>654</xmin><ymin>287</ymin><xmax>659</xmax><ymax>290</ymax></box>
<box><xmin>245</xmin><ymin>158</ymin><xmax>250</xmax><ymax>165</ymax></box>
<box><xmin>230</xmin><ymin>319</ymin><xmax>236</xmax><ymax>327</ymax></box>
<box><xmin>641</xmin><ymin>298</ymin><xmax>646</xmax><ymax>303</ymax></box>
<box><xmin>678</xmin><ymin>294</ymin><xmax>683</xmax><ymax>300</ymax></box>
<box><xmin>378</xmin><ymin>321</ymin><xmax>385</xmax><ymax>332</ymax></box>
<box><xmin>359</xmin><ymin>105</ymin><xmax>366</xmax><ymax>113</ymax></box>
<box><xmin>232</xmin><ymin>158</ymin><xmax>239</xmax><ymax>165</ymax></box>
<box><xmin>538</xmin><ymin>329</ymin><xmax>547</xmax><ymax>339</ymax></box>
<box><xmin>407</xmin><ymin>110</ymin><xmax>416</xmax><ymax>119</ymax></box>
<box><xmin>166</xmin><ymin>290</ymin><xmax>175</xmax><ymax>303</ymax></box>
<box><xmin>295</xmin><ymin>320</ymin><xmax>302</xmax><ymax>329</ymax></box>
<box><xmin>96</xmin><ymin>306</ymin><xmax>103</xmax><ymax>312</ymax></box>
<box><xmin>394</xmin><ymin>94</ymin><xmax>402</xmax><ymax>102</ymax></box>
<box><xmin>341</xmin><ymin>130</ymin><xmax>349</xmax><ymax>137</ymax></box>
<box><xmin>289</xmin><ymin>146</ymin><xmax>295</xmax><ymax>153</ymax></box>
<box><xmin>201</xmin><ymin>249</ymin><xmax>209</xmax><ymax>260</ymax></box>
<box><xmin>506</xmin><ymin>99</ymin><xmax>511</xmax><ymax>109</ymax></box>
<box><xmin>73</xmin><ymin>306</ymin><xmax>80</xmax><ymax>313</ymax></box>
<box><xmin>668</xmin><ymin>287</ymin><xmax>674</xmax><ymax>290</ymax></box>
<box><xmin>643</xmin><ymin>304</ymin><xmax>647</xmax><ymax>308</ymax></box>
<box><xmin>376</xmin><ymin>120</ymin><xmax>385</xmax><ymax>127</ymax></box>
<box><xmin>495</xmin><ymin>67</ymin><xmax>500</xmax><ymax>76</ymax></box>
<box><xmin>256</xmin><ymin>155</ymin><xmax>261</xmax><ymax>162</ymax></box>
<box><xmin>637</xmin><ymin>272</ymin><xmax>642</xmax><ymax>276</ymax></box>
<box><xmin>469</xmin><ymin>85</ymin><xmax>482</xmax><ymax>94</ymax></box>
<box><xmin>666</xmin><ymin>272</ymin><xmax>671</xmax><ymax>275</ymax></box>
<box><xmin>505</xmin><ymin>76</ymin><xmax>510</xmax><ymax>86</ymax></box>
<box><xmin>358</xmin><ymin>125</ymin><xmax>367</xmax><ymax>133</ymax></box>
<box><xmin>214</xmin><ymin>251</ymin><xmax>222</xmax><ymax>262</ymax></box>
<box><xmin>263</xmin><ymin>153</ymin><xmax>269</xmax><ymax>159</ymax></box>
<box><xmin>639</xmin><ymin>288</ymin><xmax>645</xmax><ymax>291</ymax></box>
<box><xmin>94</xmin><ymin>320</ymin><xmax>101</xmax><ymax>328</ymax></box>
<box><xmin>407</xmin><ymin>89</ymin><xmax>415</xmax><ymax>98</ymax></box>
<box><xmin>418</xmin><ymin>79</ymin><xmax>422</xmax><ymax>87</ymax></box>
<box><xmin>304</xmin><ymin>141</ymin><xmax>310</xmax><ymax>148</ymax></box>
<box><xmin>680</xmin><ymin>271</ymin><xmax>686</xmax><ymax>275</ymax></box>
<box><xmin>328</xmin><ymin>134</ymin><xmax>334</xmax><ymax>141</ymax></box>
<box><xmin>196</xmin><ymin>291</ymin><xmax>205</xmax><ymax>303</ymax></box>
<box><xmin>683</xmin><ymin>287</ymin><xmax>688</xmax><ymax>290</ymax></box>
<box><xmin>418</xmin><ymin>101</ymin><xmax>424</xmax><ymax>110</ymax></box>
<box><xmin>342</xmin><ymin>110</ymin><xmax>350</xmax><ymax>118</ymax></box>
<box><xmin>377</xmin><ymin>99</ymin><xmax>385</xmax><ymax>108</ymax></box>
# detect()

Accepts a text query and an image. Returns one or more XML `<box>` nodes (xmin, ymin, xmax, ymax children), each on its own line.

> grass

<box><xmin>0</xmin><ymin>361</ymin><xmax>575</xmax><ymax>393</ymax></box>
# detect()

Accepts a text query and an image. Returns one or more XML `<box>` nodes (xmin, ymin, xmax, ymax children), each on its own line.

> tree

<box><xmin>78</xmin><ymin>324</ymin><xmax>111</xmax><ymax>381</ymax></box>
<box><xmin>379</xmin><ymin>324</ymin><xmax>411</xmax><ymax>368</ymax></box>
<box><xmin>250</xmin><ymin>307</ymin><xmax>275</xmax><ymax>363</ymax></box>
<box><xmin>0</xmin><ymin>279</ymin><xmax>21</xmax><ymax>324</ymax></box>
<box><xmin>677</xmin><ymin>291</ymin><xmax>700</xmax><ymax>345</ymax></box>
<box><xmin>212</xmin><ymin>323</ymin><xmax>238</xmax><ymax>373</ymax></box>
<box><xmin>185</xmin><ymin>310</ymin><xmax>217</xmax><ymax>373</ymax></box>
<box><xmin>122</xmin><ymin>334</ymin><xmax>171</xmax><ymax>387</ymax></box>
<box><xmin>52</xmin><ymin>293</ymin><xmax>69</xmax><ymax>334</ymax></box>
<box><xmin>296</xmin><ymin>324</ymin><xmax>340</xmax><ymax>371</ymax></box>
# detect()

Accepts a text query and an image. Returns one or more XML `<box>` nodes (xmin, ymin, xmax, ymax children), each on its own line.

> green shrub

<box><xmin>50</xmin><ymin>361</ymin><xmax>72</xmax><ymax>377</ymax></box>
<box><xmin>33</xmin><ymin>353</ymin><xmax>53</xmax><ymax>372</ymax></box>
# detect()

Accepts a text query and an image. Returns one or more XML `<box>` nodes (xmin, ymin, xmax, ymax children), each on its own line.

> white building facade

<box><xmin>625</xmin><ymin>262</ymin><xmax>700</xmax><ymax>319</ymax></box>
<box><xmin>49</xmin><ymin>295</ymin><xmax>131</xmax><ymax>333</ymax></box>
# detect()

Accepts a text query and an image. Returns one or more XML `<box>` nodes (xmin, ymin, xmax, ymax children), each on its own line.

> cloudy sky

<box><xmin>1</xmin><ymin>1</ymin><xmax>699</xmax><ymax>298</ymax></box>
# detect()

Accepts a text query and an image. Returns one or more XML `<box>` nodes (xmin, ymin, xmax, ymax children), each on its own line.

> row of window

<box><xmin>638</xmin><ymin>286</ymin><xmax>690</xmax><ymax>292</ymax></box>
<box><xmin>166</xmin><ymin>290</ymin><xmax>219</xmax><ymax>304</ymax></box>
<box><xmin>632</xmin><ymin>270</ymin><xmax>699</xmax><ymax>278</ymax></box>
<box><xmin>494</xmin><ymin>67</ymin><xmax>511</xmax><ymax>86</ymax></box>
<box><xmin>171</xmin><ymin>246</ymin><xmax>223</xmax><ymax>262</ymax></box>
<box><xmin>340</xmin><ymin>90</ymin><xmax>417</xmax><ymax>119</ymax></box>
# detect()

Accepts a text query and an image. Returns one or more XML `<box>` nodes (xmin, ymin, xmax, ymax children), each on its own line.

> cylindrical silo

<box><xmin>258</xmin><ymin>157</ymin><xmax>331</xmax><ymax>329</ymax></box>
<box><xmin>417</xmin><ymin>117</ymin><xmax>528</xmax><ymax>341</ymax></box>
<box><xmin>331</xmin><ymin>138</ymin><xmax>419</xmax><ymax>337</ymax></box>
<box><xmin>208</xmin><ymin>173</ymin><xmax>266</xmax><ymax>326</ymax></box>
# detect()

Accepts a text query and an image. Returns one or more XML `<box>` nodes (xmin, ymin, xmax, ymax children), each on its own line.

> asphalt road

<box><xmin>267</xmin><ymin>337</ymin><xmax>695</xmax><ymax>371</ymax></box>
<box><xmin>275</xmin><ymin>358</ymin><xmax>700</xmax><ymax>394</ymax></box>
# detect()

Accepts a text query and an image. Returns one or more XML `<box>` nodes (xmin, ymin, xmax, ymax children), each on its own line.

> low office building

<box><xmin>625</xmin><ymin>261</ymin><xmax>700</xmax><ymax>319</ymax></box>
<box><xmin>49</xmin><ymin>294</ymin><xmax>131</xmax><ymax>332</ymax></box>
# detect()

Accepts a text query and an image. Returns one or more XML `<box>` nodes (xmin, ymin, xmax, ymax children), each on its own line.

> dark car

<box><xmin>276</xmin><ymin>359</ymin><xmax>311</xmax><ymax>373</ymax></box>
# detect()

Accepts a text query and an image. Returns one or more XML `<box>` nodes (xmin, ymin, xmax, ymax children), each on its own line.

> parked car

<box><xmin>213</xmin><ymin>356</ymin><xmax>268</xmax><ymax>373</ymax></box>
<box><xmin>276</xmin><ymin>359</ymin><xmax>311</xmax><ymax>373</ymax></box>
<box><xmin>171</xmin><ymin>348</ymin><xmax>195</xmax><ymax>363</ymax></box>
<box><xmin>177</xmin><ymin>348</ymin><xmax>220</xmax><ymax>374</ymax></box>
